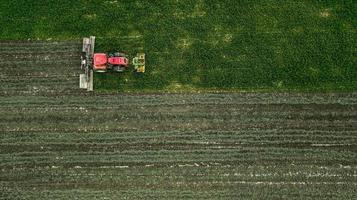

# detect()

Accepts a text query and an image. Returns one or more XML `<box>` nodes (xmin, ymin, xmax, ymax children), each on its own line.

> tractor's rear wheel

<box><xmin>107</xmin><ymin>63</ymin><xmax>113</xmax><ymax>70</ymax></box>
<box><xmin>94</xmin><ymin>69</ymin><xmax>107</xmax><ymax>73</ymax></box>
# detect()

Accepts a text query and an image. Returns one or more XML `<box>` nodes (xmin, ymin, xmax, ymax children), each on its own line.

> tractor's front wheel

<box><xmin>113</xmin><ymin>66</ymin><xmax>125</xmax><ymax>72</ymax></box>
<box><xmin>106</xmin><ymin>63</ymin><xmax>113</xmax><ymax>70</ymax></box>
<box><xmin>111</xmin><ymin>52</ymin><xmax>127</xmax><ymax>57</ymax></box>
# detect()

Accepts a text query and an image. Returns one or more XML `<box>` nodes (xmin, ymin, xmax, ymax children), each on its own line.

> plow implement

<box><xmin>80</xmin><ymin>36</ymin><xmax>95</xmax><ymax>91</ymax></box>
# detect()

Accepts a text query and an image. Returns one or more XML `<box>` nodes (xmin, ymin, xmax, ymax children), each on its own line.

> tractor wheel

<box><xmin>118</xmin><ymin>52</ymin><xmax>127</xmax><ymax>57</ymax></box>
<box><xmin>113</xmin><ymin>66</ymin><xmax>125</xmax><ymax>72</ymax></box>
<box><xmin>107</xmin><ymin>63</ymin><xmax>113</xmax><ymax>70</ymax></box>
<box><xmin>94</xmin><ymin>69</ymin><xmax>107</xmax><ymax>73</ymax></box>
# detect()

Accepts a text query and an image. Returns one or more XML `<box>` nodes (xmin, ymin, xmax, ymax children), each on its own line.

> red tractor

<box><xmin>93</xmin><ymin>52</ymin><xmax>129</xmax><ymax>72</ymax></box>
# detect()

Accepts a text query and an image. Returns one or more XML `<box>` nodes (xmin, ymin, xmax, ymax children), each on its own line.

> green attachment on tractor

<box><xmin>132</xmin><ymin>53</ymin><xmax>145</xmax><ymax>73</ymax></box>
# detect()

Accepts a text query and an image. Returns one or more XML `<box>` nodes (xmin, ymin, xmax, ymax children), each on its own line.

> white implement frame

<box><xmin>80</xmin><ymin>36</ymin><xmax>95</xmax><ymax>91</ymax></box>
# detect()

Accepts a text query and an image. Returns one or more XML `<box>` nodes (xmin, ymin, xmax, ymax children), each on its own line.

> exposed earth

<box><xmin>0</xmin><ymin>41</ymin><xmax>356</xmax><ymax>199</ymax></box>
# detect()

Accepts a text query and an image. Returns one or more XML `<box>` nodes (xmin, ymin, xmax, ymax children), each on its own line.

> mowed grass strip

<box><xmin>0</xmin><ymin>0</ymin><xmax>355</xmax><ymax>92</ymax></box>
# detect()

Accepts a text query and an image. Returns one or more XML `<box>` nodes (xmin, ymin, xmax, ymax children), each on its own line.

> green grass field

<box><xmin>0</xmin><ymin>0</ymin><xmax>355</xmax><ymax>92</ymax></box>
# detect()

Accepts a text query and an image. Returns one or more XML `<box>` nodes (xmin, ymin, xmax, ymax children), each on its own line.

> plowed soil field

<box><xmin>0</xmin><ymin>41</ymin><xmax>356</xmax><ymax>199</ymax></box>
<box><xmin>0</xmin><ymin>41</ymin><xmax>82</xmax><ymax>96</ymax></box>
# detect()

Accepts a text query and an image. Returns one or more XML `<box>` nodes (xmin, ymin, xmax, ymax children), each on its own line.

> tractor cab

<box><xmin>93</xmin><ymin>53</ymin><xmax>107</xmax><ymax>72</ymax></box>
